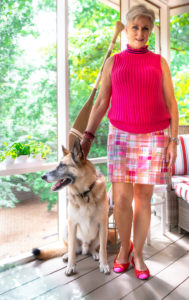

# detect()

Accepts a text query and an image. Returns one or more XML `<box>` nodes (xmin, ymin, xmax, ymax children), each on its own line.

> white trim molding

<box><xmin>57</xmin><ymin>0</ymin><xmax>69</xmax><ymax>240</ymax></box>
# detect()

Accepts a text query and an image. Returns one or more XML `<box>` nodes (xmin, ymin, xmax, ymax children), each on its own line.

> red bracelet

<box><xmin>84</xmin><ymin>131</ymin><xmax>95</xmax><ymax>139</ymax></box>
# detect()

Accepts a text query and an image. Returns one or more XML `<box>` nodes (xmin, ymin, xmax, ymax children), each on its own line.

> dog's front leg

<box><xmin>65</xmin><ymin>218</ymin><xmax>77</xmax><ymax>276</ymax></box>
<box><xmin>99</xmin><ymin>221</ymin><xmax>110</xmax><ymax>275</ymax></box>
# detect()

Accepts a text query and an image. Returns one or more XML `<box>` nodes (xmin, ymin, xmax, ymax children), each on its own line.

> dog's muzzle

<box><xmin>41</xmin><ymin>173</ymin><xmax>75</xmax><ymax>192</ymax></box>
<box><xmin>50</xmin><ymin>178</ymin><xmax>72</xmax><ymax>191</ymax></box>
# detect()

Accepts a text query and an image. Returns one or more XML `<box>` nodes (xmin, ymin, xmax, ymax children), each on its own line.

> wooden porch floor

<box><xmin>0</xmin><ymin>215</ymin><xmax>188</xmax><ymax>300</ymax></box>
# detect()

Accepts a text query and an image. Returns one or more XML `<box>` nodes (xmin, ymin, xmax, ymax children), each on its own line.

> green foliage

<box><xmin>10</xmin><ymin>142</ymin><xmax>30</xmax><ymax>156</ymax></box>
<box><xmin>0</xmin><ymin>0</ymin><xmax>36</xmax><ymax>78</ymax></box>
<box><xmin>70</xmin><ymin>0</ymin><xmax>119</xmax><ymax>30</ymax></box>
<box><xmin>29</xmin><ymin>140</ymin><xmax>51</xmax><ymax>158</ymax></box>
<box><xmin>0</xmin><ymin>152</ymin><xmax>5</xmax><ymax>162</ymax></box>
<box><xmin>24</xmin><ymin>171</ymin><xmax>57</xmax><ymax>210</ymax></box>
<box><xmin>173</xmin><ymin>69</ymin><xmax>189</xmax><ymax>125</ymax></box>
<box><xmin>0</xmin><ymin>175</ymin><xmax>30</xmax><ymax>209</ymax></box>
<box><xmin>0</xmin><ymin>0</ymin><xmax>57</xmax><ymax>210</ymax></box>
<box><xmin>170</xmin><ymin>13</ymin><xmax>189</xmax><ymax>125</ymax></box>
<box><xmin>1</xmin><ymin>142</ymin><xmax>17</xmax><ymax>159</ymax></box>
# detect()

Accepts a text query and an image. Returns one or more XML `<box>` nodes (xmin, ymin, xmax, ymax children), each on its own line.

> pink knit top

<box><xmin>107</xmin><ymin>45</ymin><xmax>171</xmax><ymax>133</ymax></box>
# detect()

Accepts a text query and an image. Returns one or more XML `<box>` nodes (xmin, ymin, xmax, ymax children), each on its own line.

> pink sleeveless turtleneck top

<box><xmin>107</xmin><ymin>45</ymin><xmax>171</xmax><ymax>133</ymax></box>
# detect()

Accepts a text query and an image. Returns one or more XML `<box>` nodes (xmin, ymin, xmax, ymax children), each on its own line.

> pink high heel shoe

<box><xmin>113</xmin><ymin>241</ymin><xmax>133</xmax><ymax>273</ymax></box>
<box><xmin>131</xmin><ymin>257</ymin><xmax>150</xmax><ymax>280</ymax></box>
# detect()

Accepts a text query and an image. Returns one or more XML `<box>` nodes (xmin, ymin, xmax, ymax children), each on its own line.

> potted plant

<box><xmin>39</xmin><ymin>142</ymin><xmax>51</xmax><ymax>159</ymax></box>
<box><xmin>28</xmin><ymin>138</ymin><xmax>51</xmax><ymax>162</ymax></box>
<box><xmin>10</xmin><ymin>142</ymin><xmax>30</xmax><ymax>163</ymax></box>
<box><xmin>1</xmin><ymin>142</ymin><xmax>17</xmax><ymax>165</ymax></box>
<box><xmin>1</xmin><ymin>139</ymin><xmax>51</xmax><ymax>165</ymax></box>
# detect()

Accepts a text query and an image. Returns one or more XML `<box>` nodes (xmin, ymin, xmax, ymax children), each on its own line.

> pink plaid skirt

<box><xmin>107</xmin><ymin>124</ymin><xmax>169</xmax><ymax>185</ymax></box>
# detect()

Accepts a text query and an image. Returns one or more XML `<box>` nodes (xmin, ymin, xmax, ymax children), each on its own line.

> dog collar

<box><xmin>78</xmin><ymin>181</ymin><xmax>96</xmax><ymax>202</ymax></box>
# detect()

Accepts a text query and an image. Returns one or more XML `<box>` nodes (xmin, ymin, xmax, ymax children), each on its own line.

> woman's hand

<box><xmin>80</xmin><ymin>137</ymin><xmax>92</xmax><ymax>159</ymax></box>
<box><xmin>166</xmin><ymin>141</ymin><xmax>177</xmax><ymax>169</ymax></box>
<box><xmin>80</xmin><ymin>131</ymin><xmax>95</xmax><ymax>159</ymax></box>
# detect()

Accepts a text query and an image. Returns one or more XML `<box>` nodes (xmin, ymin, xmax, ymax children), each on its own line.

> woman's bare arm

<box><xmin>80</xmin><ymin>56</ymin><xmax>114</xmax><ymax>158</ymax></box>
<box><xmin>85</xmin><ymin>56</ymin><xmax>114</xmax><ymax>134</ymax></box>
<box><xmin>161</xmin><ymin>57</ymin><xmax>179</xmax><ymax>168</ymax></box>
<box><xmin>161</xmin><ymin>57</ymin><xmax>179</xmax><ymax>139</ymax></box>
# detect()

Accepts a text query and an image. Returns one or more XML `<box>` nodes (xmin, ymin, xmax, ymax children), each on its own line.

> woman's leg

<box><xmin>113</xmin><ymin>182</ymin><xmax>133</xmax><ymax>263</ymax></box>
<box><xmin>133</xmin><ymin>183</ymin><xmax>154</xmax><ymax>269</ymax></box>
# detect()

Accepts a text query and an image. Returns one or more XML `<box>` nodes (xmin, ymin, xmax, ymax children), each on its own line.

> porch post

<box><xmin>57</xmin><ymin>0</ymin><xmax>69</xmax><ymax>239</ymax></box>
<box><xmin>160</xmin><ymin>4</ymin><xmax>170</xmax><ymax>64</ymax></box>
<box><xmin>120</xmin><ymin>0</ymin><xmax>130</xmax><ymax>51</ymax></box>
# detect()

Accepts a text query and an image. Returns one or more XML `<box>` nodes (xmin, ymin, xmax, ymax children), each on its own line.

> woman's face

<box><xmin>125</xmin><ymin>16</ymin><xmax>152</xmax><ymax>49</ymax></box>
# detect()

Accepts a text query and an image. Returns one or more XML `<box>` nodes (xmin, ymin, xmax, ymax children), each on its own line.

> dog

<box><xmin>32</xmin><ymin>138</ymin><xmax>110</xmax><ymax>276</ymax></box>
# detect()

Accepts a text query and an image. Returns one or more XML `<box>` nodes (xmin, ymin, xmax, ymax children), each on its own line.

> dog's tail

<box><xmin>32</xmin><ymin>240</ymin><xmax>68</xmax><ymax>260</ymax></box>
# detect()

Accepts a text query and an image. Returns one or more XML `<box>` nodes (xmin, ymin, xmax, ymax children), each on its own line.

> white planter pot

<box><xmin>4</xmin><ymin>156</ymin><xmax>15</xmax><ymax>165</ymax></box>
<box><xmin>28</xmin><ymin>153</ymin><xmax>42</xmax><ymax>162</ymax></box>
<box><xmin>15</xmin><ymin>155</ymin><xmax>29</xmax><ymax>163</ymax></box>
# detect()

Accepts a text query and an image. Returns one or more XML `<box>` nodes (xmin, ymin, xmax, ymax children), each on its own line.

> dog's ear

<box><xmin>71</xmin><ymin>138</ymin><xmax>84</xmax><ymax>164</ymax></box>
<box><xmin>62</xmin><ymin>145</ymin><xmax>69</xmax><ymax>156</ymax></box>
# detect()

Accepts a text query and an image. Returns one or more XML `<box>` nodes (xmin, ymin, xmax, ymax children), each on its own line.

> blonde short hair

<box><xmin>126</xmin><ymin>4</ymin><xmax>155</xmax><ymax>30</ymax></box>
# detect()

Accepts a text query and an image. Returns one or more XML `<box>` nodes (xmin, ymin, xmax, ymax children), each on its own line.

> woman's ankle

<box><xmin>133</xmin><ymin>254</ymin><xmax>147</xmax><ymax>270</ymax></box>
<box><xmin>117</xmin><ymin>243</ymin><xmax>131</xmax><ymax>261</ymax></box>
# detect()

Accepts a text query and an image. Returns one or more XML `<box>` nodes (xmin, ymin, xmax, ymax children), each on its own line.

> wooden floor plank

<box><xmin>0</xmin><ymin>222</ymin><xmax>178</xmax><ymax>296</ymax></box>
<box><xmin>1</xmin><ymin>256</ymin><xmax>102</xmax><ymax>299</ymax></box>
<box><xmin>0</xmin><ymin>254</ymin><xmax>66</xmax><ymax>279</ymax></box>
<box><xmin>35</xmin><ymin>256</ymin><xmax>118</xmax><ymax>300</ymax></box>
<box><xmin>0</xmin><ymin>215</ymin><xmax>188</xmax><ymax>300</ymax></box>
<box><xmin>33</xmin><ymin>233</ymin><xmax>186</xmax><ymax>299</ymax></box>
<box><xmin>122</xmin><ymin>254</ymin><xmax>189</xmax><ymax>300</ymax></box>
<box><xmin>82</xmin><ymin>237</ymin><xmax>187</xmax><ymax>300</ymax></box>
<box><xmin>163</xmin><ymin>277</ymin><xmax>189</xmax><ymax>300</ymax></box>
<box><xmin>0</xmin><ymin>257</ymin><xmax>65</xmax><ymax>295</ymax></box>
<box><xmin>0</xmin><ymin>254</ymin><xmax>90</xmax><ymax>295</ymax></box>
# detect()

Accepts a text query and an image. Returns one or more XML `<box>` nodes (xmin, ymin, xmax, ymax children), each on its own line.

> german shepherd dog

<box><xmin>32</xmin><ymin>138</ymin><xmax>110</xmax><ymax>276</ymax></box>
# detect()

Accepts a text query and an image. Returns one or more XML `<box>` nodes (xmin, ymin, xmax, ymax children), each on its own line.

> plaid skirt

<box><xmin>107</xmin><ymin>123</ymin><xmax>169</xmax><ymax>185</ymax></box>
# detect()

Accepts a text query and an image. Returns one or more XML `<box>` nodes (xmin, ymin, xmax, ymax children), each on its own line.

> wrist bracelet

<box><xmin>84</xmin><ymin>131</ymin><xmax>95</xmax><ymax>140</ymax></box>
<box><xmin>82</xmin><ymin>136</ymin><xmax>93</xmax><ymax>144</ymax></box>
<box><xmin>169</xmin><ymin>137</ymin><xmax>179</xmax><ymax>145</ymax></box>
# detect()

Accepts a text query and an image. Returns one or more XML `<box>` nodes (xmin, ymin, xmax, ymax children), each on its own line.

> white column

<box><xmin>160</xmin><ymin>4</ymin><xmax>170</xmax><ymax>64</ymax></box>
<box><xmin>57</xmin><ymin>0</ymin><xmax>69</xmax><ymax>240</ymax></box>
<box><xmin>120</xmin><ymin>0</ymin><xmax>130</xmax><ymax>51</ymax></box>
<box><xmin>154</xmin><ymin>25</ymin><xmax>160</xmax><ymax>54</ymax></box>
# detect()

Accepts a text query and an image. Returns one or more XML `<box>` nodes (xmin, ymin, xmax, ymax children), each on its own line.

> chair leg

<box><xmin>161</xmin><ymin>199</ymin><xmax>166</xmax><ymax>235</ymax></box>
<box><xmin>146</xmin><ymin>228</ymin><xmax>151</xmax><ymax>245</ymax></box>
<box><xmin>178</xmin><ymin>226</ymin><xmax>183</xmax><ymax>234</ymax></box>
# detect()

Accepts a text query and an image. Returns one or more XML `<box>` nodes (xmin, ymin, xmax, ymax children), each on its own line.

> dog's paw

<box><xmin>62</xmin><ymin>253</ymin><xmax>68</xmax><ymax>262</ymax></box>
<box><xmin>91</xmin><ymin>251</ymin><xmax>99</xmax><ymax>261</ymax></box>
<box><xmin>65</xmin><ymin>265</ymin><xmax>77</xmax><ymax>276</ymax></box>
<box><xmin>99</xmin><ymin>263</ymin><xmax>111</xmax><ymax>275</ymax></box>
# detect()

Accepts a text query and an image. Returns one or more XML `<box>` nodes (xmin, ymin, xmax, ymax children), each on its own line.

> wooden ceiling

<box><xmin>99</xmin><ymin>0</ymin><xmax>189</xmax><ymax>10</ymax></box>
<box><xmin>166</xmin><ymin>0</ymin><xmax>189</xmax><ymax>8</ymax></box>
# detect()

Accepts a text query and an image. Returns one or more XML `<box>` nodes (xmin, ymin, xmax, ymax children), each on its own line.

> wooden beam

<box><xmin>170</xmin><ymin>4</ymin><xmax>189</xmax><ymax>16</ymax></box>
<box><xmin>98</xmin><ymin>0</ymin><xmax>119</xmax><ymax>11</ymax></box>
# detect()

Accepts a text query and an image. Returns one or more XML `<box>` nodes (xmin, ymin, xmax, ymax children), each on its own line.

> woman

<box><xmin>80</xmin><ymin>4</ymin><xmax>179</xmax><ymax>280</ymax></box>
